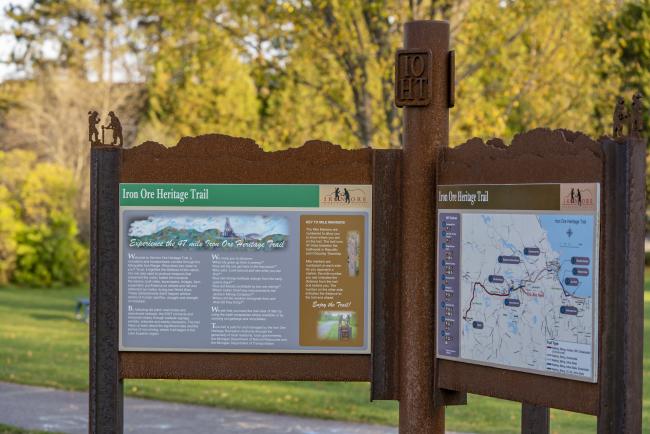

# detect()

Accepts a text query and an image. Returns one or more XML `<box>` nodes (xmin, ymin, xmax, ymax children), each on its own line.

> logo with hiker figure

<box><xmin>560</xmin><ymin>183</ymin><xmax>597</xmax><ymax>211</ymax></box>
<box><xmin>320</xmin><ymin>185</ymin><xmax>370</xmax><ymax>207</ymax></box>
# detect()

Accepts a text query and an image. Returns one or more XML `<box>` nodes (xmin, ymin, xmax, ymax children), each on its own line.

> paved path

<box><xmin>0</xmin><ymin>382</ymin><xmax>473</xmax><ymax>434</ymax></box>
<box><xmin>317</xmin><ymin>320</ymin><xmax>338</xmax><ymax>338</ymax></box>
<box><xmin>0</xmin><ymin>382</ymin><xmax>402</xmax><ymax>433</ymax></box>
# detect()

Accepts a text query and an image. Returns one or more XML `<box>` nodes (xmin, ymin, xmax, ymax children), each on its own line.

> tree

<box><xmin>0</xmin><ymin>185</ymin><xmax>21</xmax><ymax>285</ymax></box>
<box><xmin>450</xmin><ymin>0</ymin><xmax>612</xmax><ymax>143</ymax></box>
<box><xmin>594</xmin><ymin>0</ymin><xmax>650</xmax><ymax>132</ymax></box>
<box><xmin>5</xmin><ymin>0</ymin><xmax>137</xmax><ymax>82</ymax></box>
<box><xmin>0</xmin><ymin>71</ymin><xmax>142</xmax><ymax>239</ymax></box>
<box><xmin>236</xmin><ymin>0</ymin><xmax>616</xmax><ymax>148</ymax></box>
<box><xmin>4</xmin><ymin>0</ymin><xmax>627</xmax><ymax>152</ymax></box>
<box><xmin>593</xmin><ymin>0</ymin><xmax>650</xmax><ymax>202</ymax></box>
<box><xmin>2</xmin><ymin>1</ymin><xmax>145</xmax><ymax>240</ymax></box>
<box><xmin>126</xmin><ymin>1</ymin><xmax>260</xmax><ymax>144</ymax></box>
<box><xmin>270</xmin><ymin>0</ymin><xmax>401</xmax><ymax>148</ymax></box>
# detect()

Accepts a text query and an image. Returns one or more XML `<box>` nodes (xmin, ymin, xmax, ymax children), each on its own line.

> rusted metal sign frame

<box><xmin>89</xmin><ymin>139</ymin><xmax>402</xmax><ymax>432</ymax></box>
<box><xmin>396</xmin><ymin>20</ymin><xmax>644</xmax><ymax>434</ymax></box>
<box><xmin>597</xmin><ymin>136</ymin><xmax>645</xmax><ymax>433</ymax></box>
<box><xmin>90</xmin><ymin>18</ymin><xmax>645</xmax><ymax>434</ymax></box>
<box><xmin>435</xmin><ymin>131</ymin><xmax>604</xmax><ymax>416</ymax></box>
<box><xmin>433</xmin><ymin>132</ymin><xmax>645</xmax><ymax>433</ymax></box>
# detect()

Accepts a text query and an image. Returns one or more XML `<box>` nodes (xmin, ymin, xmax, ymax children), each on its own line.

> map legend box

<box><xmin>437</xmin><ymin>213</ymin><xmax>460</xmax><ymax>357</ymax></box>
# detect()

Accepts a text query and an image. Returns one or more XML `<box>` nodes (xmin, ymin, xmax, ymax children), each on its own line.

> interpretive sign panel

<box><xmin>436</xmin><ymin>183</ymin><xmax>599</xmax><ymax>382</ymax></box>
<box><xmin>119</xmin><ymin>183</ymin><xmax>371</xmax><ymax>353</ymax></box>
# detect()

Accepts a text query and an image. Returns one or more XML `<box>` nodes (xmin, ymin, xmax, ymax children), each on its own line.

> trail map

<box><xmin>436</xmin><ymin>184</ymin><xmax>599</xmax><ymax>382</ymax></box>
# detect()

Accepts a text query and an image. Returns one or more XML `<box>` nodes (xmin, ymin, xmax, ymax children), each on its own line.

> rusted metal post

<box><xmin>90</xmin><ymin>146</ymin><xmax>123</xmax><ymax>433</ymax></box>
<box><xmin>398</xmin><ymin>20</ymin><xmax>450</xmax><ymax>433</ymax></box>
<box><xmin>521</xmin><ymin>403</ymin><xmax>550</xmax><ymax>433</ymax></box>
<box><xmin>371</xmin><ymin>150</ymin><xmax>402</xmax><ymax>400</ymax></box>
<box><xmin>597</xmin><ymin>136</ymin><xmax>646</xmax><ymax>434</ymax></box>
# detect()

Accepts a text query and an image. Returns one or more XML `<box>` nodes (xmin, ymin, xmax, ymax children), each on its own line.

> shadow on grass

<box><xmin>29</xmin><ymin>313</ymin><xmax>79</xmax><ymax>322</ymax></box>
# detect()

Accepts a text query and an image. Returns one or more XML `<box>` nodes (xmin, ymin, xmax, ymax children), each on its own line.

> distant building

<box><xmin>223</xmin><ymin>217</ymin><xmax>236</xmax><ymax>237</ymax></box>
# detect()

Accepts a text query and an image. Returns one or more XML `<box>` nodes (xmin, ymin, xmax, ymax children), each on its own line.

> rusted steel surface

<box><xmin>448</xmin><ymin>51</ymin><xmax>455</xmax><ymax>108</ymax></box>
<box><xmin>90</xmin><ymin>146</ymin><xmax>124</xmax><ymax>433</ymax></box>
<box><xmin>439</xmin><ymin>129</ymin><xmax>604</xmax><ymax>184</ymax></box>
<box><xmin>597</xmin><ymin>136</ymin><xmax>646</xmax><ymax>433</ymax></box>
<box><xmin>119</xmin><ymin>136</ymin><xmax>374</xmax><ymax>382</ymax></box>
<box><xmin>439</xmin><ymin>359</ymin><xmax>598</xmax><ymax>415</ymax></box>
<box><xmin>120</xmin><ymin>353</ymin><xmax>370</xmax><ymax>381</ymax></box>
<box><xmin>521</xmin><ymin>404</ymin><xmax>550</xmax><ymax>434</ymax></box>
<box><xmin>399</xmin><ymin>20</ymin><xmax>454</xmax><ymax>433</ymax></box>
<box><xmin>121</xmin><ymin>136</ymin><xmax>373</xmax><ymax>184</ymax></box>
<box><xmin>437</xmin><ymin>129</ymin><xmax>604</xmax><ymax>415</ymax></box>
<box><xmin>371</xmin><ymin>150</ymin><xmax>402</xmax><ymax>400</ymax></box>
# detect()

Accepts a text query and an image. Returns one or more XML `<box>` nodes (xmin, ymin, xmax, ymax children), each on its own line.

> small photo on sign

<box><xmin>317</xmin><ymin>311</ymin><xmax>357</xmax><ymax>341</ymax></box>
<box><xmin>347</xmin><ymin>230</ymin><xmax>360</xmax><ymax>277</ymax></box>
<box><xmin>127</xmin><ymin>214</ymin><xmax>289</xmax><ymax>251</ymax></box>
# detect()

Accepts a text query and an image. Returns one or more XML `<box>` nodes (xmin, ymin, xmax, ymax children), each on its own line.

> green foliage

<box><xmin>13</xmin><ymin>215</ymin><xmax>87</xmax><ymax>287</ymax></box>
<box><xmin>127</xmin><ymin>1</ymin><xmax>260</xmax><ymax>144</ymax></box>
<box><xmin>594</xmin><ymin>0</ymin><xmax>650</xmax><ymax>197</ymax></box>
<box><xmin>595</xmin><ymin>0</ymin><xmax>650</xmax><ymax>111</ymax></box>
<box><xmin>0</xmin><ymin>151</ymin><xmax>88</xmax><ymax>287</ymax></box>
<box><xmin>0</xmin><ymin>423</ymin><xmax>61</xmax><ymax>434</ymax></box>
<box><xmin>0</xmin><ymin>186</ymin><xmax>21</xmax><ymax>285</ymax></box>
<box><xmin>451</xmin><ymin>0</ymin><xmax>614</xmax><ymax>142</ymax></box>
<box><xmin>5</xmin><ymin>0</ymin><xmax>644</xmax><ymax>150</ymax></box>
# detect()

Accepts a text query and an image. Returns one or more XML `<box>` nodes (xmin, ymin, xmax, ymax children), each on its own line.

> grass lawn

<box><xmin>0</xmin><ymin>424</ymin><xmax>61</xmax><ymax>434</ymax></box>
<box><xmin>0</xmin><ymin>276</ymin><xmax>648</xmax><ymax>433</ymax></box>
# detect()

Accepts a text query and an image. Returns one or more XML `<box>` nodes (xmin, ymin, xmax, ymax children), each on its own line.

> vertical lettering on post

<box><xmin>395</xmin><ymin>49</ymin><xmax>432</xmax><ymax>107</ymax></box>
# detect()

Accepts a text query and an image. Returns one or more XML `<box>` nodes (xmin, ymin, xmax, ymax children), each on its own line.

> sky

<box><xmin>0</xmin><ymin>0</ymin><xmax>31</xmax><ymax>81</ymax></box>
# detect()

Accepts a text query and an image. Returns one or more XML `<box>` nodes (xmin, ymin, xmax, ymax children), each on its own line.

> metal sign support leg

<box><xmin>90</xmin><ymin>146</ymin><xmax>124</xmax><ymax>433</ymax></box>
<box><xmin>598</xmin><ymin>137</ymin><xmax>646</xmax><ymax>433</ymax></box>
<box><xmin>521</xmin><ymin>403</ymin><xmax>550</xmax><ymax>433</ymax></box>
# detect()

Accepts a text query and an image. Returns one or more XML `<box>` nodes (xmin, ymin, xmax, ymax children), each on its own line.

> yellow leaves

<box><xmin>451</xmin><ymin>0</ymin><xmax>613</xmax><ymax>141</ymax></box>
<box><xmin>17</xmin><ymin>163</ymin><xmax>76</xmax><ymax>227</ymax></box>
<box><xmin>281</xmin><ymin>2</ymin><xmax>295</xmax><ymax>14</ymax></box>
<box><xmin>0</xmin><ymin>149</ymin><xmax>87</xmax><ymax>287</ymax></box>
<box><xmin>143</xmin><ymin>22</ymin><xmax>260</xmax><ymax>143</ymax></box>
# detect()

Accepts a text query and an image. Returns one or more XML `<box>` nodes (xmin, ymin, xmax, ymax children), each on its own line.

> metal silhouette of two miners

<box><xmin>88</xmin><ymin>110</ymin><xmax>123</xmax><ymax>146</ymax></box>
<box><xmin>613</xmin><ymin>92</ymin><xmax>645</xmax><ymax>138</ymax></box>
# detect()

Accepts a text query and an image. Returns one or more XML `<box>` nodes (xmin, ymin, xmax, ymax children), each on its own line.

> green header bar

<box><xmin>120</xmin><ymin>183</ymin><xmax>320</xmax><ymax>207</ymax></box>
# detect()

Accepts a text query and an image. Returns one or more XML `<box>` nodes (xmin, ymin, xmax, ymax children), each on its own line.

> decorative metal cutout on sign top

<box><xmin>612</xmin><ymin>92</ymin><xmax>645</xmax><ymax>138</ymax></box>
<box><xmin>88</xmin><ymin>110</ymin><xmax>123</xmax><ymax>147</ymax></box>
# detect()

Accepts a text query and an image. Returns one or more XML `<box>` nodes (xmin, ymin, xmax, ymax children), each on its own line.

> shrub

<box><xmin>0</xmin><ymin>186</ymin><xmax>21</xmax><ymax>285</ymax></box>
<box><xmin>0</xmin><ymin>150</ymin><xmax>88</xmax><ymax>287</ymax></box>
<box><xmin>13</xmin><ymin>215</ymin><xmax>87</xmax><ymax>287</ymax></box>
